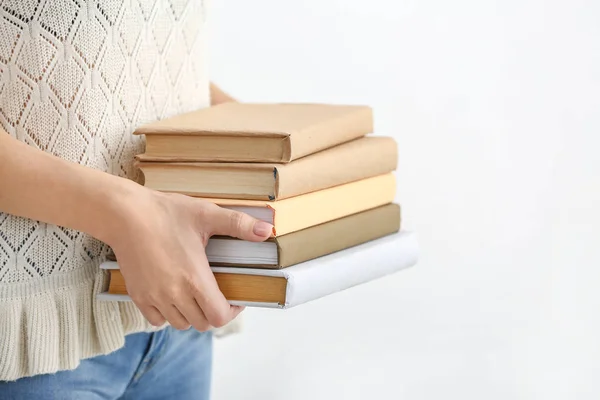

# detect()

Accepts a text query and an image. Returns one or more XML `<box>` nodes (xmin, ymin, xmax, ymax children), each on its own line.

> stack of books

<box><xmin>98</xmin><ymin>103</ymin><xmax>418</xmax><ymax>308</ymax></box>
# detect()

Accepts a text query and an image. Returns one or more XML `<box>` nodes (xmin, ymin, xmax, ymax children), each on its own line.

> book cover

<box><xmin>134</xmin><ymin>102</ymin><xmax>373</xmax><ymax>162</ymax></box>
<box><xmin>98</xmin><ymin>231</ymin><xmax>419</xmax><ymax>308</ymax></box>
<box><xmin>136</xmin><ymin>136</ymin><xmax>398</xmax><ymax>200</ymax></box>
<box><xmin>198</xmin><ymin>173</ymin><xmax>396</xmax><ymax>236</ymax></box>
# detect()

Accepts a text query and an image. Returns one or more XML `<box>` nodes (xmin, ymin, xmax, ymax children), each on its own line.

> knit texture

<box><xmin>0</xmin><ymin>0</ymin><xmax>238</xmax><ymax>382</ymax></box>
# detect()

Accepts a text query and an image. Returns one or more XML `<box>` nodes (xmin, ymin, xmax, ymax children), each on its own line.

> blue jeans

<box><xmin>0</xmin><ymin>327</ymin><xmax>213</xmax><ymax>400</ymax></box>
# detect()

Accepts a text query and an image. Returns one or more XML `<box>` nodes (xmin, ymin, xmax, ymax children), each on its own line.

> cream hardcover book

<box><xmin>196</xmin><ymin>173</ymin><xmax>396</xmax><ymax>236</ymax></box>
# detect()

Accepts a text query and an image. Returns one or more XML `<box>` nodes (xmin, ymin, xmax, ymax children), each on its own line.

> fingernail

<box><xmin>253</xmin><ymin>221</ymin><xmax>273</xmax><ymax>236</ymax></box>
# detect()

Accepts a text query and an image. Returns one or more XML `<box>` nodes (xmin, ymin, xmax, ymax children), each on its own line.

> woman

<box><xmin>0</xmin><ymin>1</ymin><xmax>271</xmax><ymax>398</ymax></box>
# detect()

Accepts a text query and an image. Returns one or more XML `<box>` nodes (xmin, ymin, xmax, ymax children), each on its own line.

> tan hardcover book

<box><xmin>206</xmin><ymin>204</ymin><xmax>401</xmax><ymax>268</ymax></box>
<box><xmin>196</xmin><ymin>173</ymin><xmax>396</xmax><ymax>236</ymax></box>
<box><xmin>136</xmin><ymin>136</ymin><xmax>397</xmax><ymax>200</ymax></box>
<box><xmin>134</xmin><ymin>102</ymin><xmax>373</xmax><ymax>163</ymax></box>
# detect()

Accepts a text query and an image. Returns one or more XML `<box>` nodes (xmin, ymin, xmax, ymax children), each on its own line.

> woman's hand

<box><xmin>0</xmin><ymin>132</ymin><xmax>272</xmax><ymax>331</ymax></box>
<box><xmin>108</xmin><ymin>189</ymin><xmax>272</xmax><ymax>331</ymax></box>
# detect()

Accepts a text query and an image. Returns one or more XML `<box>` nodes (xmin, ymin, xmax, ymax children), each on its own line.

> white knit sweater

<box><xmin>0</xmin><ymin>0</ymin><xmax>236</xmax><ymax>382</ymax></box>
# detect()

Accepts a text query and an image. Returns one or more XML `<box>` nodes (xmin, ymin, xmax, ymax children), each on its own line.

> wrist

<box><xmin>89</xmin><ymin>176</ymin><xmax>149</xmax><ymax>247</ymax></box>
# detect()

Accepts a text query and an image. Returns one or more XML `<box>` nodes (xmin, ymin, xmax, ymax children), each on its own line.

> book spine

<box><xmin>277</xmin><ymin>204</ymin><xmax>401</xmax><ymax>267</ymax></box>
<box><xmin>289</xmin><ymin>107</ymin><xmax>373</xmax><ymax>160</ymax></box>
<box><xmin>276</xmin><ymin>136</ymin><xmax>397</xmax><ymax>200</ymax></box>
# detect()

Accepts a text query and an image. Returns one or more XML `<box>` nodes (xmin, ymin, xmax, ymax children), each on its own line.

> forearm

<box><xmin>210</xmin><ymin>82</ymin><xmax>236</xmax><ymax>105</ymax></box>
<box><xmin>0</xmin><ymin>133</ymin><xmax>140</xmax><ymax>244</ymax></box>
<box><xmin>0</xmin><ymin>82</ymin><xmax>234</xmax><ymax>241</ymax></box>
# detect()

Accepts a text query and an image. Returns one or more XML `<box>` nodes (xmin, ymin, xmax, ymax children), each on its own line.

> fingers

<box><xmin>156</xmin><ymin>304</ymin><xmax>191</xmax><ymax>331</ymax></box>
<box><xmin>139</xmin><ymin>295</ymin><xmax>217</xmax><ymax>332</ymax></box>
<box><xmin>134</xmin><ymin>261</ymin><xmax>244</xmax><ymax>331</ymax></box>
<box><xmin>194</xmin><ymin>288</ymin><xmax>244</xmax><ymax>328</ymax></box>
<box><xmin>204</xmin><ymin>204</ymin><xmax>273</xmax><ymax>241</ymax></box>
<box><xmin>139</xmin><ymin>305</ymin><xmax>166</xmax><ymax>327</ymax></box>
<box><xmin>230</xmin><ymin>305</ymin><xmax>245</xmax><ymax>320</ymax></box>
<box><xmin>176</xmin><ymin>298</ymin><xmax>212</xmax><ymax>332</ymax></box>
<box><xmin>189</xmin><ymin>253</ymin><xmax>244</xmax><ymax>328</ymax></box>
<box><xmin>162</xmin><ymin>289</ymin><xmax>243</xmax><ymax>331</ymax></box>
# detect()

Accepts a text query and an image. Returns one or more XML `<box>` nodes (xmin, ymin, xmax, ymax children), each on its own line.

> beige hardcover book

<box><xmin>196</xmin><ymin>173</ymin><xmax>396</xmax><ymax>236</ymax></box>
<box><xmin>205</xmin><ymin>204</ymin><xmax>401</xmax><ymax>268</ymax></box>
<box><xmin>136</xmin><ymin>136</ymin><xmax>397</xmax><ymax>200</ymax></box>
<box><xmin>134</xmin><ymin>102</ymin><xmax>373</xmax><ymax>163</ymax></box>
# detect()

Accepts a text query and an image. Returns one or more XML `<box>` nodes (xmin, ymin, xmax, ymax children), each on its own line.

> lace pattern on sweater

<box><xmin>0</xmin><ymin>0</ymin><xmax>209</xmax><ymax>283</ymax></box>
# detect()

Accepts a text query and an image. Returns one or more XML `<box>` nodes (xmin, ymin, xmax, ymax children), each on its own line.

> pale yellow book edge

<box><xmin>196</xmin><ymin>173</ymin><xmax>396</xmax><ymax>236</ymax></box>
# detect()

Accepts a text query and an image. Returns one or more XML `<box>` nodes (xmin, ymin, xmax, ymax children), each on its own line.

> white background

<box><xmin>207</xmin><ymin>1</ymin><xmax>600</xmax><ymax>399</ymax></box>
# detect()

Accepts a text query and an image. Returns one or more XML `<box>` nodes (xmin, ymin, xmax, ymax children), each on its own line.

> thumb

<box><xmin>205</xmin><ymin>205</ymin><xmax>273</xmax><ymax>241</ymax></box>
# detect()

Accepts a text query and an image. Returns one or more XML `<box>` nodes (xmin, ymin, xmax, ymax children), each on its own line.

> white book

<box><xmin>206</xmin><ymin>238</ymin><xmax>278</xmax><ymax>265</ymax></box>
<box><xmin>97</xmin><ymin>231</ymin><xmax>419</xmax><ymax>309</ymax></box>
